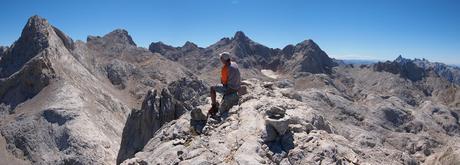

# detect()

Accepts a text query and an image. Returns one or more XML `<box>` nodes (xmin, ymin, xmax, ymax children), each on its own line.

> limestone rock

<box><xmin>0</xmin><ymin>15</ymin><xmax>55</xmax><ymax>78</ymax></box>
<box><xmin>311</xmin><ymin>115</ymin><xmax>333</xmax><ymax>134</ymax></box>
<box><xmin>265</xmin><ymin>116</ymin><xmax>290</xmax><ymax>138</ymax></box>
<box><xmin>425</xmin><ymin>147</ymin><xmax>460</xmax><ymax>165</ymax></box>
<box><xmin>117</xmin><ymin>78</ymin><xmax>207</xmax><ymax>164</ymax></box>
<box><xmin>0</xmin><ymin>15</ymin><xmax>199</xmax><ymax>164</ymax></box>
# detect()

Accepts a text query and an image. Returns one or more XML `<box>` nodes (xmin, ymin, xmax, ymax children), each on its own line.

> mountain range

<box><xmin>0</xmin><ymin>15</ymin><xmax>459</xmax><ymax>165</ymax></box>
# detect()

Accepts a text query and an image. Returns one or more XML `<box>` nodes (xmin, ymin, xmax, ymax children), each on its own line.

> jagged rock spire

<box><xmin>0</xmin><ymin>15</ymin><xmax>56</xmax><ymax>78</ymax></box>
<box><xmin>182</xmin><ymin>41</ymin><xmax>198</xmax><ymax>50</ymax></box>
<box><xmin>18</xmin><ymin>15</ymin><xmax>54</xmax><ymax>51</ymax></box>
<box><xmin>232</xmin><ymin>31</ymin><xmax>250</xmax><ymax>42</ymax></box>
<box><xmin>295</xmin><ymin>39</ymin><xmax>320</xmax><ymax>51</ymax></box>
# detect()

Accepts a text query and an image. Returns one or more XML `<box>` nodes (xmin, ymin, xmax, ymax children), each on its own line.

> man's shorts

<box><xmin>213</xmin><ymin>84</ymin><xmax>228</xmax><ymax>94</ymax></box>
<box><xmin>212</xmin><ymin>84</ymin><xmax>239</xmax><ymax>115</ymax></box>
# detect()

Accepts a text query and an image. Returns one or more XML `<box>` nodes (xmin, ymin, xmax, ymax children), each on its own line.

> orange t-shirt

<box><xmin>221</xmin><ymin>65</ymin><xmax>229</xmax><ymax>85</ymax></box>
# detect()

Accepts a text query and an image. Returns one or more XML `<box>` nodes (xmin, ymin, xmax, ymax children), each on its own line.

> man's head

<box><xmin>219</xmin><ymin>52</ymin><xmax>231</xmax><ymax>65</ymax></box>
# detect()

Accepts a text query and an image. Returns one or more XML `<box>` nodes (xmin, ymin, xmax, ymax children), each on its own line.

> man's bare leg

<box><xmin>211</xmin><ymin>86</ymin><xmax>217</xmax><ymax>105</ymax></box>
<box><xmin>208</xmin><ymin>86</ymin><xmax>219</xmax><ymax>117</ymax></box>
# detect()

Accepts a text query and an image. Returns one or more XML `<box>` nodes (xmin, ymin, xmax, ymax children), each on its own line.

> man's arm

<box><xmin>225</xmin><ymin>67</ymin><xmax>239</xmax><ymax>95</ymax></box>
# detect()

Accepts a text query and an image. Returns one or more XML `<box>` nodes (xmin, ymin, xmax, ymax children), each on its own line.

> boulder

<box><xmin>264</xmin><ymin>106</ymin><xmax>290</xmax><ymax>142</ymax></box>
<box><xmin>190</xmin><ymin>106</ymin><xmax>207</xmax><ymax>121</ymax></box>
<box><xmin>266</xmin><ymin>106</ymin><xmax>286</xmax><ymax>119</ymax></box>
<box><xmin>265</xmin><ymin>115</ymin><xmax>290</xmax><ymax>136</ymax></box>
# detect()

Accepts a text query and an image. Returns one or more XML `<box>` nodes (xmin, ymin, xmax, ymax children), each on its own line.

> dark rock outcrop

<box><xmin>167</xmin><ymin>77</ymin><xmax>208</xmax><ymax>109</ymax></box>
<box><xmin>0</xmin><ymin>15</ymin><xmax>55</xmax><ymax>78</ymax></box>
<box><xmin>374</xmin><ymin>56</ymin><xmax>460</xmax><ymax>84</ymax></box>
<box><xmin>117</xmin><ymin>77</ymin><xmax>207</xmax><ymax>164</ymax></box>
<box><xmin>0</xmin><ymin>56</ymin><xmax>55</xmax><ymax>107</ymax></box>
<box><xmin>181</xmin><ymin>41</ymin><xmax>199</xmax><ymax>52</ymax></box>
<box><xmin>149</xmin><ymin>42</ymin><xmax>177</xmax><ymax>55</ymax></box>
<box><xmin>116</xmin><ymin>89</ymin><xmax>162</xmax><ymax>164</ymax></box>
<box><xmin>380</xmin><ymin>107</ymin><xmax>413</xmax><ymax>127</ymax></box>
<box><xmin>0</xmin><ymin>46</ymin><xmax>7</xmax><ymax>59</ymax></box>
<box><xmin>105</xmin><ymin>60</ymin><xmax>135</xmax><ymax>89</ymax></box>
<box><xmin>413</xmin><ymin>58</ymin><xmax>460</xmax><ymax>85</ymax></box>
<box><xmin>149</xmin><ymin>41</ymin><xmax>201</xmax><ymax>61</ymax></box>
<box><xmin>373</xmin><ymin>55</ymin><xmax>426</xmax><ymax>81</ymax></box>
<box><xmin>0</xmin><ymin>15</ymin><xmax>61</xmax><ymax>107</ymax></box>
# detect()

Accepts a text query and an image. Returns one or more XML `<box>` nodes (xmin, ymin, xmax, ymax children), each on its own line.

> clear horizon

<box><xmin>0</xmin><ymin>0</ymin><xmax>459</xmax><ymax>64</ymax></box>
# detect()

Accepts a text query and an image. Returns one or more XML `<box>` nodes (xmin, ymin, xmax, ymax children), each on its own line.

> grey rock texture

<box><xmin>116</xmin><ymin>89</ymin><xmax>161</xmax><ymax>164</ymax></box>
<box><xmin>425</xmin><ymin>147</ymin><xmax>460</xmax><ymax>165</ymax></box>
<box><xmin>0</xmin><ymin>15</ymin><xmax>58</xmax><ymax>107</ymax></box>
<box><xmin>105</xmin><ymin>59</ymin><xmax>134</xmax><ymax>89</ymax></box>
<box><xmin>0</xmin><ymin>16</ymin><xmax>201</xmax><ymax>164</ymax></box>
<box><xmin>0</xmin><ymin>15</ymin><xmax>55</xmax><ymax>78</ymax></box>
<box><xmin>117</xmin><ymin>77</ymin><xmax>208</xmax><ymax>164</ymax></box>
<box><xmin>122</xmin><ymin>77</ymin><xmax>460</xmax><ymax>164</ymax></box>
<box><xmin>73</xmin><ymin>28</ymin><xmax>195</xmax><ymax>100</ymax></box>
<box><xmin>0</xmin><ymin>16</ymin><xmax>133</xmax><ymax>164</ymax></box>
<box><xmin>0</xmin><ymin>54</ymin><xmax>55</xmax><ymax>107</ymax></box>
<box><xmin>128</xmin><ymin>46</ymin><xmax>460</xmax><ymax>164</ymax></box>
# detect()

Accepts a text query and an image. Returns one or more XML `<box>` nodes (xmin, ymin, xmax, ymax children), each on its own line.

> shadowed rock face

<box><xmin>116</xmin><ymin>89</ymin><xmax>160</xmax><ymax>164</ymax></box>
<box><xmin>0</xmin><ymin>46</ymin><xmax>7</xmax><ymax>59</ymax></box>
<box><xmin>105</xmin><ymin>60</ymin><xmax>133</xmax><ymax>89</ymax></box>
<box><xmin>412</xmin><ymin>57</ymin><xmax>460</xmax><ymax>85</ymax></box>
<box><xmin>117</xmin><ymin>77</ymin><xmax>207</xmax><ymax>164</ymax></box>
<box><xmin>0</xmin><ymin>15</ymin><xmax>55</xmax><ymax>78</ymax></box>
<box><xmin>0</xmin><ymin>15</ymin><xmax>61</xmax><ymax>108</ymax></box>
<box><xmin>373</xmin><ymin>55</ymin><xmax>427</xmax><ymax>81</ymax></box>
<box><xmin>0</xmin><ymin>56</ymin><xmax>55</xmax><ymax>107</ymax></box>
<box><xmin>149</xmin><ymin>41</ymin><xmax>175</xmax><ymax>54</ymax></box>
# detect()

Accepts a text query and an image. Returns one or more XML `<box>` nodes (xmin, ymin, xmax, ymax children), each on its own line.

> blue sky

<box><xmin>0</xmin><ymin>0</ymin><xmax>459</xmax><ymax>64</ymax></box>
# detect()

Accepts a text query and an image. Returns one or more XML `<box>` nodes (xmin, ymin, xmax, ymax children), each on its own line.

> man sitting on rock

<box><xmin>208</xmin><ymin>52</ymin><xmax>241</xmax><ymax>118</ymax></box>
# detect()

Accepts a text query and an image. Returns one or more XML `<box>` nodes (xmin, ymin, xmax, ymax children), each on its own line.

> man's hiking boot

<box><xmin>207</xmin><ymin>103</ymin><xmax>219</xmax><ymax>118</ymax></box>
